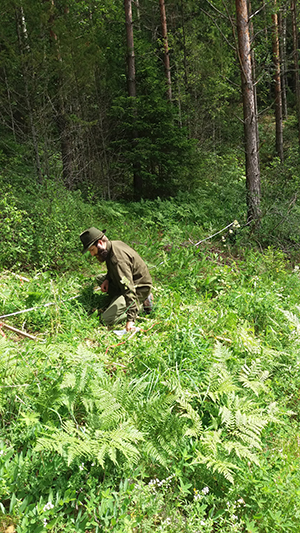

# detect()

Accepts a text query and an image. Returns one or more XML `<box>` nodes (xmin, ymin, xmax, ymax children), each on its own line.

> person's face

<box><xmin>88</xmin><ymin>243</ymin><xmax>98</xmax><ymax>257</ymax></box>
<box><xmin>88</xmin><ymin>240</ymin><xmax>108</xmax><ymax>262</ymax></box>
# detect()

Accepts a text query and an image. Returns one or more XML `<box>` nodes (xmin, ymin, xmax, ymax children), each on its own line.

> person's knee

<box><xmin>101</xmin><ymin>309</ymin><xmax>115</xmax><ymax>326</ymax></box>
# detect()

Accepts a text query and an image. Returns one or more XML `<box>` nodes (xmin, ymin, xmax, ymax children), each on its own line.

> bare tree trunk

<box><xmin>124</xmin><ymin>0</ymin><xmax>136</xmax><ymax>98</ymax></box>
<box><xmin>180</xmin><ymin>0</ymin><xmax>188</xmax><ymax>89</ymax></box>
<box><xmin>3</xmin><ymin>66</ymin><xmax>16</xmax><ymax>141</ymax></box>
<box><xmin>291</xmin><ymin>0</ymin><xmax>300</xmax><ymax>147</ymax></box>
<box><xmin>279</xmin><ymin>5</ymin><xmax>288</xmax><ymax>119</ymax></box>
<box><xmin>135</xmin><ymin>0</ymin><xmax>141</xmax><ymax>31</ymax></box>
<box><xmin>159</xmin><ymin>0</ymin><xmax>172</xmax><ymax>100</ymax></box>
<box><xmin>248</xmin><ymin>0</ymin><xmax>259</xmax><ymax>160</ymax></box>
<box><xmin>15</xmin><ymin>6</ymin><xmax>43</xmax><ymax>184</ymax></box>
<box><xmin>48</xmin><ymin>0</ymin><xmax>74</xmax><ymax>188</ymax></box>
<box><xmin>124</xmin><ymin>0</ymin><xmax>142</xmax><ymax>199</ymax></box>
<box><xmin>272</xmin><ymin>3</ymin><xmax>284</xmax><ymax>162</ymax></box>
<box><xmin>236</xmin><ymin>0</ymin><xmax>261</xmax><ymax>224</ymax></box>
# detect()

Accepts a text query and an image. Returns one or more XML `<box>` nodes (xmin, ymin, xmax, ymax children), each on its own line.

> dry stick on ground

<box><xmin>0</xmin><ymin>322</ymin><xmax>37</xmax><ymax>340</ymax></box>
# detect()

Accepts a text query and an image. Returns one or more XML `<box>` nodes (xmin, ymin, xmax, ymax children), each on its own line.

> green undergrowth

<box><xmin>2</xmin><ymin>146</ymin><xmax>300</xmax><ymax>273</ymax></box>
<box><xmin>1</xmin><ymin>242</ymin><xmax>300</xmax><ymax>532</ymax></box>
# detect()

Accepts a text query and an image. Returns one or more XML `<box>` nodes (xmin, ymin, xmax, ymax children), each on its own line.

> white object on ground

<box><xmin>113</xmin><ymin>328</ymin><xmax>140</xmax><ymax>338</ymax></box>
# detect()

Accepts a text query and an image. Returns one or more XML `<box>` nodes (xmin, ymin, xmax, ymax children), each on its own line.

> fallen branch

<box><xmin>0</xmin><ymin>295</ymin><xmax>79</xmax><ymax>320</ymax></box>
<box><xmin>194</xmin><ymin>222</ymin><xmax>234</xmax><ymax>246</ymax></box>
<box><xmin>11</xmin><ymin>273</ymin><xmax>30</xmax><ymax>282</ymax></box>
<box><xmin>0</xmin><ymin>322</ymin><xmax>37</xmax><ymax>341</ymax></box>
<box><xmin>215</xmin><ymin>335</ymin><xmax>232</xmax><ymax>344</ymax></box>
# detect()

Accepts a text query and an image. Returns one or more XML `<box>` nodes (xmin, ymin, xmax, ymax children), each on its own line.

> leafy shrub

<box><xmin>0</xmin><ymin>191</ymin><xmax>34</xmax><ymax>268</ymax></box>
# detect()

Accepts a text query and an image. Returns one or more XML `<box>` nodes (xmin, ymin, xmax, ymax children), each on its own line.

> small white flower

<box><xmin>43</xmin><ymin>502</ymin><xmax>54</xmax><ymax>512</ymax></box>
<box><xmin>202</xmin><ymin>486</ymin><xmax>209</xmax><ymax>495</ymax></box>
<box><xmin>232</xmin><ymin>514</ymin><xmax>238</xmax><ymax>520</ymax></box>
<box><xmin>200</xmin><ymin>520</ymin><xmax>206</xmax><ymax>525</ymax></box>
<box><xmin>0</xmin><ymin>450</ymin><xmax>4</xmax><ymax>456</ymax></box>
<box><xmin>79</xmin><ymin>463</ymin><xmax>84</xmax><ymax>471</ymax></box>
<box><xmin>43</xmin><ymin>518</ymin><xmax>47</xmax><ymax>526</ymax></box>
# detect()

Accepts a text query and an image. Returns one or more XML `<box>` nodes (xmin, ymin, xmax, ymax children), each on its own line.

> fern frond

<box><xmin>202</xmin><ymin>363</ymin><xmax>238</xmax><ymax>402</ymax></box>
<box><xmin>236</xmin><ymin>323</ymin><xmax>261</xmax><ymax>354</ymax></box>
<box><xmin>36</xmin><ymin>419</ymin><xmax>143</xmax><ymax>467</ymax></box>
<box><xmin>239</xmin><ymin>360</ymin><xmax>269</xmax><ymax>396</ymax></box>
<box><xmin>212</xmin><ymin>341</ymin><xmax>232</xmax><ymax>364</ymax></box>
<box><xmin>223</xmin><ymin>440</ymin><xmax>260</xmax><ymax>465</ymax></box>
<box><xmin>281</xmin><ymin>308</ymin><xmax>300</xmax><ymax>338</ymax></box>
<box><xmin>193</xmin><ymin>429</ymin><xmax>238</xmax><ymax>484</ymax></box>
<box><xmin>60</xmin><ymin>372</ymin><xmax>76</xmax><ymax>389</ymax></box>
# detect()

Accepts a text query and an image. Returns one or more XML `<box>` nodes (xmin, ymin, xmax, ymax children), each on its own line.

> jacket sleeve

<box><xmin>113</xmin><ymin>258</ymin><xmax>139</xmax><ymax>321</ymax></box>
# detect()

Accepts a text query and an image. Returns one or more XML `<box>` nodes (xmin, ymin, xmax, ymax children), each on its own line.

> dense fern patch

<box><xmin>1</xmin><ymin>233</ymin><xmax>300</xmax><ymax>531</ymax></box>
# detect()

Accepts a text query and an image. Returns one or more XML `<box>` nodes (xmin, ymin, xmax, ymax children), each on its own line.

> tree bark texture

<box><xmin>278</xmin><ymin>6</ymin><xmax>288</xmax><ymax>119</ymax></box>
<box><xmin>48</xmin><ymin>0</ymin><xmax>74</xmax><ymax>189</ymax></box>
<box><xmin>124</xmin><ymin>0</ymin><xmax>142</xmax><ymax>199</ymax></box>
<box><xmin>272</xmin><ymin>5</ymin><xmax>284</xmax><ymax>162</ymax></box>
<box><xmin>159</xmin><ymin>0</ymin><xmax>172</xmax><ymax>100</ymax></box>
<box><xmin>291</xmin><ymin>0</ymin><xmax>300</xmax><ymax>147</ymax></box>
<box><xmin>124</xmin><ymin>0</ymin><xmax>136</xmax><ymax>98</ymax></box>
<box><xmin>15</xmin><ymin>5</ymin><xmax>43</xmax><ymax>184</ymax></box>
<box><xmin>236</xmin><ymin>0</ymin><xmax>261</xmax><ymax>223</ymax></box>
<box><xmin>248</xmin><ymin>0</ymin><xmax>259</xmax><ymax>160</ymax></box>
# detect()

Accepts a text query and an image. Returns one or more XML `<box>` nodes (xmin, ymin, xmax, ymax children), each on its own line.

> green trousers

<box><xmin>96</xmin><ymin>274</ymin><xmax>150</xmax><ymax>327</ymax></box>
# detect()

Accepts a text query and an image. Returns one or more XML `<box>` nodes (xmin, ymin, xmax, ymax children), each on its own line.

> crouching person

<box><xmin>80</xmin><ymin>227</ymin><xmax>153</xmax><ymax>331</ymax></box>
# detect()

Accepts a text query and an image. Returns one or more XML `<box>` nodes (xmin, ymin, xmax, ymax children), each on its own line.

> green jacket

<box><xmin>102</xmin><ymin>240</ymin><xmax>152</xmax><ymax>321</ymax></box>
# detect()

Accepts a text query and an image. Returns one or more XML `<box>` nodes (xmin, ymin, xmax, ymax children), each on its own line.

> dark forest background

<box><xmin>2</xmin><ymin>3</ymin><xmax>300</xmax><ymax>532</ymax></box>
<box><xmin>0</xmin><ymin>0</ymin><xmax>299</xmax><ymax>201</ymax></box>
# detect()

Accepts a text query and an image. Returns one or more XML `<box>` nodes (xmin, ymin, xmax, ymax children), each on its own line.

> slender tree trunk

<box><xmin>3</xmin><ymin>66</ymin><xmax>16</xmax><ymax>141</ymax></box>
<box><xmin>180</xmin><ymin>0</ymin><xmax>188</xmax><ymax>90</ymax></box>
<box><xmin>124</xmin><ymin>0</ymin><xmax>142</xmax><ymax>199</ymax></box>
<box><xmin>135</xmin><ymin>0</ymin><xmax>141</xmax><ymax>31</ymax></box>
<box><xmin>236</xmin><ymin>0</ymin><xmax>261</xmax><ymax>224</ymax></box>
<box><xmin>291</xmin><ymin>0</ymin><xmax>300</xmax><ymax>147</ymax></box>
<box><xmin>248</xmin><ymin>0</ymin><xmax>259</xmax><ymax>160</ymax></box>
<box><xmin>48</xmin><ymin>0</ymin><xmax>74</xmax><ymax>188</ymax></box>
<box><xmin>124</xmin><ymin>0</ymin><xmax>136</xmax><ymax>97</ymax></box>
<box><xmin>159</xmin><ymin>0</ymin><xmax>172</xmax><ymax>100</ymax></box>
<box><xmin>272</xmin><ymin>3</ymin><xmax>284</xmax><ymax>162</ymax></box>
<box><xmin>279</xmin><ymin>5</ymin><xmax>288</xmax><ymax>119</ymax></box>
<box><xmin>15</xmin><ymin>6</ymin><xmax>43</xmax><ymax>184</ymax></box>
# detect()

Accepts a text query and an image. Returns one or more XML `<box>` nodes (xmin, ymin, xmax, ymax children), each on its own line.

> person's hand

<box><xmin>126</xmin><ymin>321</ymin><xmax>136</xmax><ymax>332</ymax></box>
<box><xmin>101</xmin><ymin>279</ymin><xmax>109</xmax><ymax>293</ymax></box>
